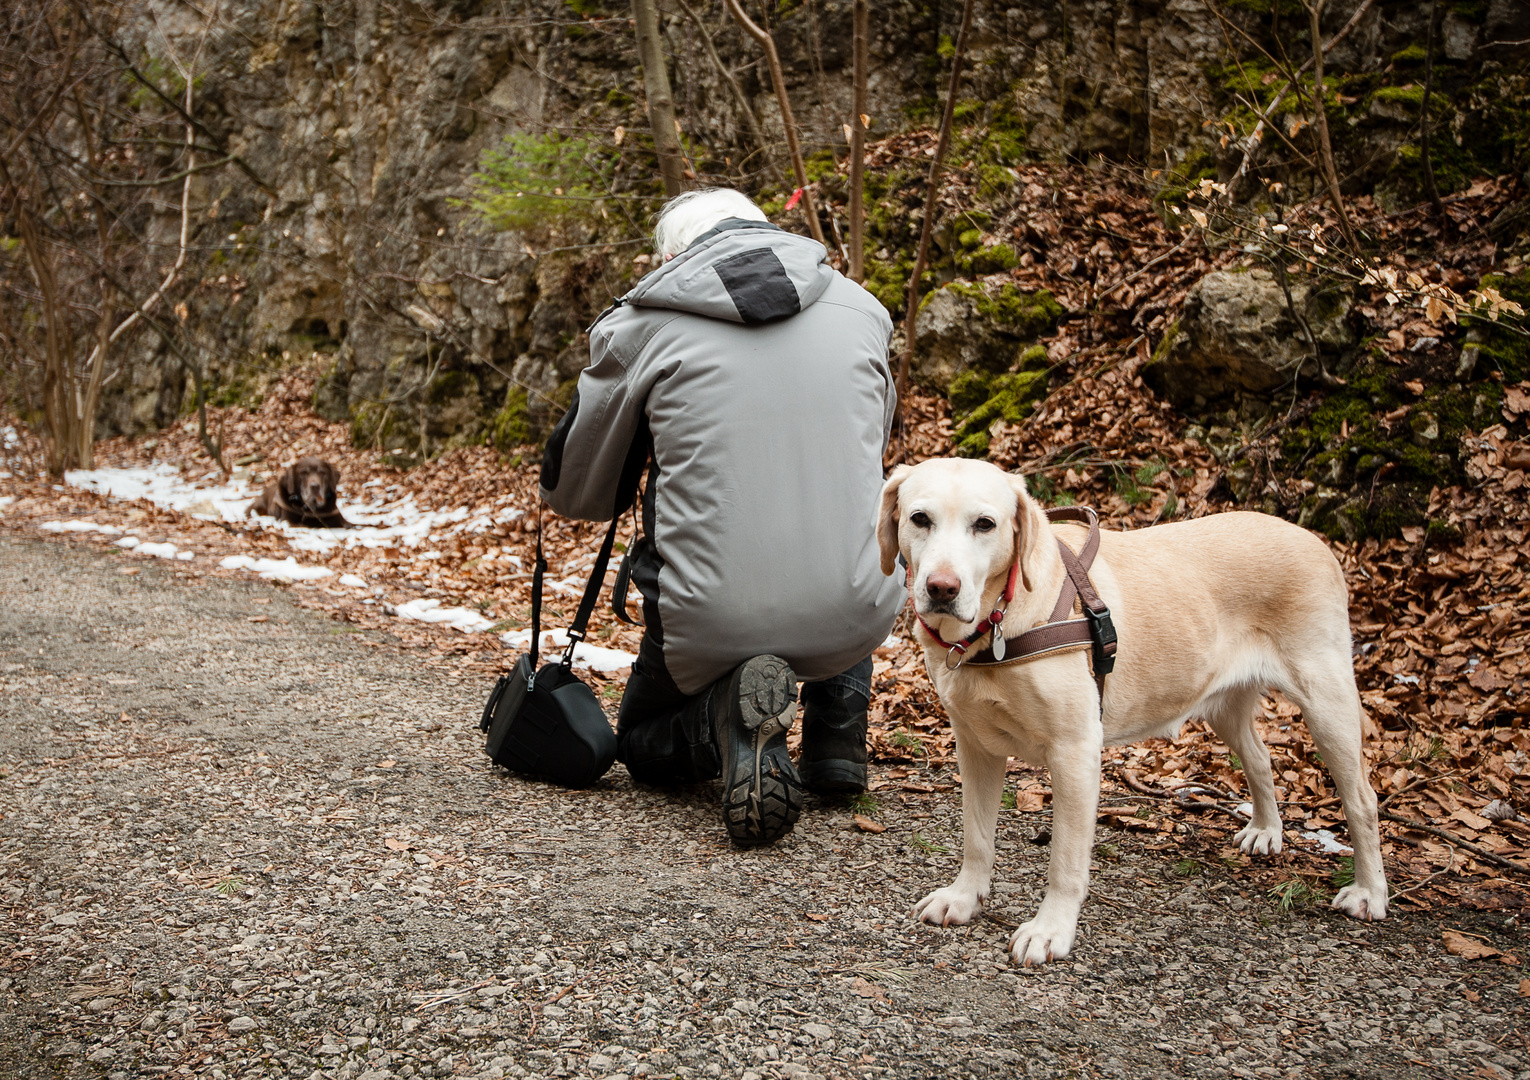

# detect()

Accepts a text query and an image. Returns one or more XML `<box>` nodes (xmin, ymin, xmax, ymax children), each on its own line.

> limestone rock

<box><xmin>1143</xmin><ymin>270</ymin><xmax>1354</xmax><ymax>411</ymax></box>
<box><xmin>912</xmin><ymin>283</ymin><xmax>1062</xmax><ymax>391</ymax></box>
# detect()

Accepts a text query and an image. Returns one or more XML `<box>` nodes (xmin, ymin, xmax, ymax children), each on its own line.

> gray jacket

<box><xmin>540</xmin><ymin>220</ymin><xmax>903</xmax><ymax>695</ymax></box>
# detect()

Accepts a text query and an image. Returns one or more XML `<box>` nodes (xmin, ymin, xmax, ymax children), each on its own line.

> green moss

<box><xmin>1276</xmin><ymin>356</ymin><xmax>1503</xmax><ymax>540</ymax></box>
<box><xmin>1425</xmin><ymin>519</ymin><xmax>1463</xmax><ymax>546</ymax></box>
<box><xmin>604</xmin><ymin>88</ymin><xmax>633</xmax><ymax>109</ymax></box>
<box><xmin>933</xmin><ymin>281</ymin><xmax>1063</xmax><ymax>339</ymax></box>
<box><xmin>949</xmin><ymin>369</ymin><xmax>1050</xmax><ymax>459</ymax></box>
<box><xmin>1369</xmin><ymin>85</ymin><xmax>1451</xmax><ymax>113</ymax></box>
<box><xmin>490</xmin><ymin>386</ymin><xmax>532</xmax><ymax>451</ymax></box>
<box><xmin>350</xmin><ymin>400</ymin><xmax>405</xmax><ymax>452</ymax></box>
<box><xmin>1472</xmin><ymin>271</ymin><xmax>1530</xmax><ymax>381</ymax></box>
<box><xmin>960</xmin><ymin>243</ymin><xmax>1020</xmax><ymax>276</ymax></box>
<box><xmin>804</xmin><ymin>149</ymin><xmax>839</xmax><ymax>184</ymax></box>
<box><xmin>1017</xmin><ymin>343</ymin><xmax>1049</xmax><ymax>371</ymax></box>
<box><xmin>1389</xmin><ymin>44</ymin><xmax>1429</xmax><ymax>67</ymax></box>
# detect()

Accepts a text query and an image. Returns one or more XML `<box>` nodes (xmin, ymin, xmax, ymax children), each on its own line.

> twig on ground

<box><xmin>1380</xmin><ymin>811</ymin><xmax>1530</xmax><ymax>876</ymax></box>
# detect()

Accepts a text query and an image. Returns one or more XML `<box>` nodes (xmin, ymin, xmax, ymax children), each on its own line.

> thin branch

<box><xmin>721</xmin><ymin>0</ymin><xmax>825</xmax><ymax>245</ymax></box>
<box><xmin>896</xmin><ymin>0</ymin><xmax>977</xmax><ymax>414</ymax></box>
<box><xmin>671</xmin><ymin>0</ymin><xmax>779</xmax><ymax>184</ymax></box>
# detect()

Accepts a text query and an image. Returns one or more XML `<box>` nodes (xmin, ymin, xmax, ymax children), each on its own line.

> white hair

<box><xmin>652</xmin><ymin>188</ymin><xmax>768</xmax><ymax>259</ymax></box>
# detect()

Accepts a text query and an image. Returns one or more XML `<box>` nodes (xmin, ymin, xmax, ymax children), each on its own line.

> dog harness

<box><xmin>914</xmin><ymin>506</ymin><xmax>1118</xmax><ymax>695</ymax></box>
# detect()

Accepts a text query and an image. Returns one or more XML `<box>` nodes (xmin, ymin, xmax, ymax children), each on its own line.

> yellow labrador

<box><xmin>878</xmin><ymin>458</ymin><xmax>1387</xmax><ymax>967</ymax></box>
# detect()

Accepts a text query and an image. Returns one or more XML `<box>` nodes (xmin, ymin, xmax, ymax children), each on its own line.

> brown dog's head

<box><xmin>281</xmin><ymin>457</ymin><xmax>340</xmax><ymax>515</ymax></box>
<box><xmin>877</xmin><ymin>459</ymin><xmax>1051</xmax><ymax>626</ymax></box>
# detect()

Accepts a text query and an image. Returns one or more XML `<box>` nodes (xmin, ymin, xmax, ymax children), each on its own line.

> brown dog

<box><xmin>246</xmin><ymin>457</ymin><xmax>351</xmax><ymax>528</ymax></box>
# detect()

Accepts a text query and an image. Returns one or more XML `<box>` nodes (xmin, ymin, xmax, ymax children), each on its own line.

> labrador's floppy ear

<box><xmin>877</xmin><ymin>464</ymin><xmax>913</xmax><ymax>576</ymax></box>
<box><xmin>1008</xmin><ymin>472</ymin><xmax>1051</xmax><ymax>594</ymax></box>
<box><xmin>278</xmin><ymin>463</ymin><xmax>299</xmax><ymax>503</ymax></box>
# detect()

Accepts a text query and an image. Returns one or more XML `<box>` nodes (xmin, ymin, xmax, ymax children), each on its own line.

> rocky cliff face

<box><xmin>93</xmin><ymin>0</ymin><xmax>1523</xmax><ymax>455</ymax></box>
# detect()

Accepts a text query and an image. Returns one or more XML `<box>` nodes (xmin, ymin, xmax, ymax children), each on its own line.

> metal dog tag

<box><xmin>991</xmin><ymin>632</ymin><xmax>1006</xmax><ymax>662</ymax></box>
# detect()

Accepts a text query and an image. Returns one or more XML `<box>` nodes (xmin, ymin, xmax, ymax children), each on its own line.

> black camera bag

<box><xmin>479</xmin><ymin>437</ymin><xmax>647</xmax><ymax>788</ymax></box>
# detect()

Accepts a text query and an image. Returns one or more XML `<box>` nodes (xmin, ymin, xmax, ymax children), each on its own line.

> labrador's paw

<box><xmin>1233</xmin><ymin>822</ymin><xmax>1284</xmax><ymax>856</ymax></box>
<box><xmin>1008</xmin><ymin>915</ymin><xmax>1076</xmax><ymax>968</ymax></box>
<box><xmin>914</xmin><ymin>885</ymin><xmax>985</xmax><ymax>927</ymax></box>
<box><xmin>1332</xmin><ymin>884</ymin><xmax>1388</xmax><ymax>921</ymax></box>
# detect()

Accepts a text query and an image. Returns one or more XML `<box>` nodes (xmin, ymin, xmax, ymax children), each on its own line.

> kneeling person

<box><xmin>540</xmin><ymin>188</ymin><xmax>902</xmax><ymax>844</ymax></box>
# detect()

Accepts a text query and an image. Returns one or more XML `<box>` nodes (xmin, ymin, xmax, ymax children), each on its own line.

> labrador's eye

<box><xmin>910</xmin><ymin>510</ymin><xmax>932</xmax><ymax>529</ymax></box>
<box><xmin>973</xmin><ymin>516</ymin><xmax>997</xmax><ymax>533</ymax></box>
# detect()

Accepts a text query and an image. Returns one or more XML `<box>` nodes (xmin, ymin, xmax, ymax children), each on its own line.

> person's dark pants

<box><xmin>616</xmin><ymin>634</ymin><xmax>873</xmax><ymax>786</ymax></box>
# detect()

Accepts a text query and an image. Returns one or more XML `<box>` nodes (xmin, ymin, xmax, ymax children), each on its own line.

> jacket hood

<box><xmin>625</xmin><ymin>219</ymin><xmax>834</xmax><ymax>325</ymax></box>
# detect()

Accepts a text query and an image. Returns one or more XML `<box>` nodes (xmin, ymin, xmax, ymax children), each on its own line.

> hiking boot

<box><xmin>713</xmin><ymin>655</ymin><xmax>802</xmax><ymax>845</ymax></box>
<box><xmin>799</xmin><ymin>680</ymin><xmax>870</xmax><ymax>794</ymax></box>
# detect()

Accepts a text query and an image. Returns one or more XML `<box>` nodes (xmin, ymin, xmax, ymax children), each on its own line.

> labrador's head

<box><xmin>877</xmin><ymin>459</ymin><xmax>1051</xmax><ymax>627</ymax></box>
<box><xmin>283</xmin><ymin>457</ymin><xmax>340</xmax><ymax>514</ymax></box>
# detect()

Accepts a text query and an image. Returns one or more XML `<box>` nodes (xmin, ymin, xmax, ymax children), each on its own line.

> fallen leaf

<box><xmin>384</xmin><ymin>838</ymin><xmax>411</xmax><ymax>851</ymax></box>
<box><xmin>1468</xmin><ymin>667</ymin><xmax>1510</xmax><ymax>693</ymax></box>
<box><xmin>247</xmin><ymin>615</ymin><xmax>269</xmax><ymax>623</ymax></box>
<box><xmin>849</xmin><ymin>976</ymin><xmax>887</xmax><ymax>1001</ymax></box>
<box><xmin>1443</xmin><ymin>930</ymin><xmax>1502</xmax><ymax>961</ymax></box>
<box><xmin>117</xmin><ymin>567</ymin><xmax>139</xmax><ymax>575</ymax></box>
<box><xmin>375</xmin><ymin>759</ymin><xmax>397</xmax><ymax>769</ymax></box>
<box><xmin>853</xmin><ymin>814</ymin><xmax>886</xmax><ymax>833</ymax></box>
<box><xmin>1450</xmin><ymin>808</ymin><xmax>1492</xmax><ymax>832</ymax></box>
<box><xmin>1519</xmin><ymin>979</ymin><xmax>1530</xmax><ymax>997</ymax></box>
<box><xmin>805</xmin><ymin>912</ymin><xmax>832</xmax><ymax>922</ymax></box>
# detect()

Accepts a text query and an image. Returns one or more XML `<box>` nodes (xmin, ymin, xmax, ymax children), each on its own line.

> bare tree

<box><xmin>848</xmin><ymin>0</ymin><xmax>869</xmax><ymax>283</ymax></box>
<box><xmin>633</xmin><ymin>0</ymin><xmax>688</xmax><ymax>197</ymax></box>
<box><xmin>0</xmin><ymin>0</ymin><xmax>241</xmax><ymax>474</ymax></box>
<box><xmin>721</xmin><ymin>0</ymin><xmax>826</xmax><ymax>246</ymax></box>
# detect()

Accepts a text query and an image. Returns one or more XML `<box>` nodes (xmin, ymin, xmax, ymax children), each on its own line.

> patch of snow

<box><xmin>219</xmin><ymin>555</ymin><xmax>333</xmax><ymax>582</ymax></box>
<box><xmin>40</xmin><ymin>520</ymin><xmax>123</xmax><ymax>536</ymax></box>
<box><xmin>66</xmin><ymin>463</ymin><xmax>258</xmax><ymax>522</ymax></box>
<box><xmin>500</xmin><ymin>628</ymin><xmax>637</xmax><ymax>673</ymax></box>
<box><xmin>880</xmin><ymin>633</ymin><xmax>901</xmax><ymax>650</ymax></box>
<box><xmin>1301</xmin><ymin>829</ymin><xmax>1353</xmax><ymax>855</ymax></box>
<box><xmin>136</xmin><ymin>542</ymin><xmax>193</xmax><ymax>561</ymax></box>
<box><xmin>0</xmin><ymin>495</ymin><xmax>15</xmax><ymax>512</ymax></box>
<box><xmin>1235</xmin><ymin>802</ymin><xmax>1254</xmax><ymax>818</ymax></box>
<box><xmin>338</xmin><ymin>574</ymin><xmax>367</xmax><ymax>588</ymax></box>
<box><xmin>62</xmin><ymin>461</ymin><xmax>530</xmax><ymax>561</ymax></box>
<box><xmin>388</xmin><ymin>598</ymin><xmax>494</xmax><ymax>634</ymax></box>
<box><xmin>113</xmin><ymin>536</ymin><xmax>141</xmax><ymax>549</ymax></box>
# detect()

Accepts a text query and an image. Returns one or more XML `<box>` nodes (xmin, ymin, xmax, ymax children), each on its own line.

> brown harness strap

<box><xmin>963</xmin><ymin>506</ymin><xmax>1118</xmax><ymax>698</ymax></box>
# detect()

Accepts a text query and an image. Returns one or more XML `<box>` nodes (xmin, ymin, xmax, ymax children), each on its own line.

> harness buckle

<box><xmin>1085</xmin><ymin>606</ymin><xmax>1117</xmax><ymax>677</ymax></box>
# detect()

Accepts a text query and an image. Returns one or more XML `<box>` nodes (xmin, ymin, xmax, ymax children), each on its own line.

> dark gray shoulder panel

<box><xmin>712</xmin><ymin>248</ymin><xmax>801</xmax><ymax>325</ymax></box>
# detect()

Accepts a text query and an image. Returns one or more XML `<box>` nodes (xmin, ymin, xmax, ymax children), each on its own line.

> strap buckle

<box><xmin>1085</xmin><ymin>605</ymin><xmax>1117</xmax><ymax>676</ymax></box>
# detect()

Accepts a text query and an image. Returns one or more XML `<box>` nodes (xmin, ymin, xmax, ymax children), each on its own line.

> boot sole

<box><xmin>718</xmin><ymin>656</ymin><xmax>802</xmax><ymax>845</ymax></box>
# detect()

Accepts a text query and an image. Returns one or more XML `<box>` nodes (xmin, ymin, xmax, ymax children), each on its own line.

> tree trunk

<box><xmin>632</xmin><ymin>0</ymin><xmax>687</xmax><ymax>198</ymax></box>
<box><xmin>1305</xmin><ymin>1</ymin><xmax>1361</xmax><ymax>252</ymax></box>
<box><xmin>1420</xmin><ymin>0</ymin><xmax>1444</xmax><ymax>216</ymax></box>
<box><xmin>722</xmin><ymin>0</ymin><xmax>826</xmax><ymax>246</ymax></box>
<box><xmin>848</xmin><ymin>0</ymin><xmax>868</xmax><ymax>283</ymax></box>
<box><xmin>897</xmin><ymin>0</ymin><xmax>976</xmax><ymax>408</ymax></box>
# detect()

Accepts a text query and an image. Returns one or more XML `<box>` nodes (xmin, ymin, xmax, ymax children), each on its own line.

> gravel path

<box><xmin>1</xmin><ymin>535</ymin><xmax>1527</xmax><ymax>1080</ymax></box>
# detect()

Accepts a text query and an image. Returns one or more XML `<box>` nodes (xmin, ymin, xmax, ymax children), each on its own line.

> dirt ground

<box><xmin>1</xmin><ymin>534</ymin><xmax>1526</xmax><ymax>1080</ymax></box>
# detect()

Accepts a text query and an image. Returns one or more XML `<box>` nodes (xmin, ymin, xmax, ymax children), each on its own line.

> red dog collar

<box><xmin>913</xmin><ymin>561</ymin><xmax>1022</xmax><ymax>666</ymax></box>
